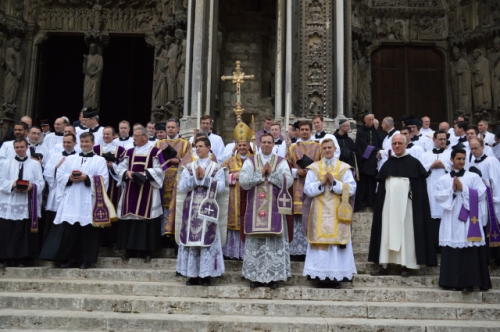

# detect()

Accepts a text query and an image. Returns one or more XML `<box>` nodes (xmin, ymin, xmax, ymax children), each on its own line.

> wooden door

<box><xmin>371</xmin><ymin>46</ymin><xmax>446</xmax><ymax>129</ymax></box>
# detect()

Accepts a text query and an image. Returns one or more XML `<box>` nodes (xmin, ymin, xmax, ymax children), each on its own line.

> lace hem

<box><xmin>439</xmin><ymin>240</ymin><xmax>485</xmax><ymax>248</ymax></box>
<box><xmin>431</xmin><ymin>214</ymin><xmax>443</xmax><ymax>219</ymax></box>
<box><xmin>242</xmin><ymin>270</ymin><xmax>292</xmax><ymax>284</ymax></box>
<box><xmin>0</xmin><ymin>203</ymin><xmax>30</xmax><ymax>220</ymax></box>
<box><xmin>302</xmin><ymin>267</ymin><xmax>357</xmax><ymax>281</ymax></box>
<box><xmin>222</xmin><ymin>230</ymin><xmax>245</xmax><ymax>259</ymax></box>
<box><xmin>54</xmin><ymin>215</ymin><xmax>93</xmax><ymax>226</ymax></box>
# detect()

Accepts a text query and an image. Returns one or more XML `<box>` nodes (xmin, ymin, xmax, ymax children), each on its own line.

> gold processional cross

<box><xmin>221</xmin><ymin>61</ymin><xmax>255</xmax><ymax>124</ymax></box>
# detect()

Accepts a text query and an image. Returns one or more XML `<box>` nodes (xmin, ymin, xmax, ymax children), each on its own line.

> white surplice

<box><xmin>421</xmin><ymin>149</ymin><xmax>452</xmax><ymax>218</ymax></box>
<box><xmin>0</xmin><ymin>141</ymin><xmax>49</xmax><ymax>167</ymax></box>
<box><xmin>114</xmin><ymin>136</ymin><xmax>133</xmax><ymax>148</ymax></box>
<box><xmin>382</xmin><ymin>128</ymin><xmax>400</xmax><ymax>151</ymax></box>
<box><xmin>189</xmin><ymin>133</ymin><xmax>225</xmax><ymax>164</ymax></box>
<box><xmin>43</xmin><ymin>150</ymin><xmax>78</xmax><ymax>212</ymax></box>
<box><xmin>302</xmin><ymin>157</ymin><xmax>357</xmax><ymax>280</ymax></box>
<box><xmin>0</xmin><ymin>157</ymin><xmax>44</xmax><ymax>220</ymax></box>
<box><xmin>435</xmin><ymin>171</ymin><xmax>486</xmax><ymax>248</ymax></box>
<box><xmin>42</xmin><ymin>132</ymin><xmax>64</xmax><ymax>151</ymax></box>
<box><xmin>53</xmin><ymin>153</ymin><xmax>108</xmax><ymax>226</ymax></box>
<box><xmin>470</xmin><ymin>155</ymin><xmax>500</xmax><ymax>228</ymax></box>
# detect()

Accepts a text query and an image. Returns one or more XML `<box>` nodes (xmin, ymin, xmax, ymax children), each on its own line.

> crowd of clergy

<box><xmin>0</xmin><ymin>108</ymin><xmax>498</xmax><ymax>292</ymax></box>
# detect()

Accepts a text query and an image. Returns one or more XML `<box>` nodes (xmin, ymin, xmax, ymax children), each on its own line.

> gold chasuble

<box><xmin>157</xmin><ymin>138</ymin><xmax>193</xmax><ymax>236</ymax></box>
<box><xmin>156</xmin><ymin>138</ymin><xmax>192</xmax><ymax>209</ymax></box>
<box><xmin>305</xmin><ymin>159</ymin><xmax>353</xmax><ymax>247</ymax></box>
<box><xmin>286</xmin><ymin>141</ymin><xmax>322</xmax><ymax>214</ymax></box>
<box><xmin>221</xmin><ymin>153</ymin><xmax>252</xmax><ymax>230</ymax></box>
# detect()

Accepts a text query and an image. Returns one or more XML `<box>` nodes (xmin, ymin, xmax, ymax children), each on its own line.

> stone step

<box><xmin>31</xmin><ymin>256</ymin><xmax>500</xmax><ymax>276</ymax></box>
<box><xmin>1</xmin><ymin>309</ymin><xmax>499</xmax><ymax>331</ymax></box>
<box><xmin>2</xmin><ymin>292</ymin><xmax>500</xmax><ymax>321</ymax></box>
<box><xmin>3</xmin><ymin>267</ymin><xmax>499</xmax><ymax>289</ymax></box>
<box><xmin>1</xmin><ymin>278</ymin><xmax>498</xmax><ymax>303</ymax></box>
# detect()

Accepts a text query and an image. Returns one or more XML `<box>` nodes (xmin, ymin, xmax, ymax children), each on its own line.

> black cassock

<box><xmin>354</xmin><ymin>125</ymin><xmax>382</xmax><ymax>211</ymax></box>
<box><xmin>368</xmin><ymin>154</ymin><xmax>438</xmax><ymax>267</ymax></box>
<box><xmin>334</xmin><ymin>130</ymin><xmax>357</xmax><ymax>169</ymax></box>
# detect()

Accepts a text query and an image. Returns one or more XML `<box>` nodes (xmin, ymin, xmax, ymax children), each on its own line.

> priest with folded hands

<box><xmin>434</xmin><ymin>148</ymin><xmax>491</xmax><ymax>291</ymax></box>
<box><xmin>0</xmin><ymin>138</ymin><xmax>44</xmax><ymax>268</ymax></box>
<box><xmin>115</xmin><ymin>127</ymin><xmax>167</xmax><ymax>262</ymax></box>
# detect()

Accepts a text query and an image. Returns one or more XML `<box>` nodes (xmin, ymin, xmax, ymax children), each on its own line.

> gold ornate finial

<box><xmin>221</xmin><ymin>60</ymin><xmax>255</xmax><ymax>123</ymax></box>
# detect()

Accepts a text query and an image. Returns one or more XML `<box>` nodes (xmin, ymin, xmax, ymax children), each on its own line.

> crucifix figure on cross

<box><xmin>221</xmin><ymin>60</ymin><xmax>255</xmax><ymax>123</ymax></box>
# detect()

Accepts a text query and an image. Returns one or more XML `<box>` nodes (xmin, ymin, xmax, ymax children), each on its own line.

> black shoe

<box><xmin>121</xmin><ymin>253</ymin><xmax>131</xmax><ymax>261</ymax></box>
<box><xmin>186</xmin><ymin>277</ymin><xmax>199</xmax><ymax>286</ymax></box>
<box><xmin>268</xmin><ymin>281</ymin><xmax>278</xmax><ymax>289</ymax></box>
<box><xmin>175</xmin><ymin>271</ymin><xmax>182</xmax><ymax>277</ymax></box>
<box><xmin>479</xmin><ymin>287</ymin><xmax>489</xmax><ymax>291</ymax></box>
<box><xmin>462</xmin><ymin>287</ymin><xmax>474</xmax><ymax>293</ymax></box>
<box><xmin>79</xmin><ymin>261</ymin><xmax>90</xmax><ymax>269</ymax></box>
<box><xmin>441</xmin><ymin>286</ymin><xmax>454</xmax><ymax>291</ymax></box>
<box><xmin>0</xmin><ymin>260</ymin><xmax>9</xmax><ymax>268</ymax></box>
<box><xmin>201</xmin><ymin>277</ymin><xmax>211</xmax><ymax>287</ymax></box>
<box><xmin>370</xmin><ymin>266</ymin><xmax>388</xmax><ymax>276</ymax></box>
<box><xmin>250</xmin><ymin>281</ymin><xmax>265</xmax><ymax>288</ymax></box>
<box><xmin>15</xmin><ymin>262</ymin><xmax>26</xmax><ymax>268</ymax></box>
<box><xmin>143</xmin><ymin>255</ymin><xmax>151</xmax><ymax>263</ymax></box>
<box><xmin>60</xmin><ymin>260</ymin><xmax>77</xmax><ymax>268</ymax></box>
<box><xmin>492</xmin><ymin>259</ymin><xmax>500</xmax><ymax>268</ymax></box>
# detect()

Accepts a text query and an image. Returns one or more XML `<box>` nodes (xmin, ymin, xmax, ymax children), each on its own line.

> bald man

<box><xmin>42</xmin><ymin>118</ymin><xmax>68</xmax><ymax>150</ymax></box>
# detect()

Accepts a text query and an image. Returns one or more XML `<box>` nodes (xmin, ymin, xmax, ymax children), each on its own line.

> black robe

<box><xmin>354</xmin><ymin>125</ymin><xmax>382</xmax><ymax>210</ymax></box>
<box><xmin>334</xmin><ymin>130</ymin><xmax>357</xmax><ymax>169</ymax></box>
<box><xmin>368</xmin><ymin>154</ymin><xmax>438</xmax><ymax>267</ymax></box>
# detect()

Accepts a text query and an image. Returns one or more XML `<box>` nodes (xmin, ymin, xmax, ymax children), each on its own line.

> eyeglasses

<box><xmin>133</xmin><ymin>134</ymin><xmax>146</xmax><ymax>138</ymax></box>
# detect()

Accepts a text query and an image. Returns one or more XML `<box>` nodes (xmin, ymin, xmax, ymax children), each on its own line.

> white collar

<box><xmin>324</xmin><ymin>156</ymin><xmax>337</xmax><ymax>165</ymax></box>
<box><xmin>396</xmin><ymin>151</ymin><xmax>410</xmax><ymax>158</ymax></box>
<box><xmin>168</xmin><ymin>134</ymin><xmax>179</xmax><ymax>140</ymax></box>
<box><xmin>240</xmin><ymin>154</ymin><xmax>248</xmax><ymax>159</ymax></box>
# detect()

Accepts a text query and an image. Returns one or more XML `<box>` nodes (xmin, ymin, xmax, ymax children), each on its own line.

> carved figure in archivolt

<box><xmin>310</xmin><ymin>41</ymin><xmax>322</xmax><ymax>56</ymax></box>
<box><xmin>357</xmin><ymin>50</ymin><xmax>372</xmax><ymax>112</ymax></box>
<box><xmin>153</xmin><ymin>39</ymin><xmax>168</xmax><ymax>108</ymax></box>
<box><xmin>166</xmin><ymin>35</ymin><xmax>178</xmax><ymax>101</ymax></box>
<box><xmin>461</xmin><ymin>2</ymin><xmax>472</xmax><ymax>31</ymax></box>
<box><xmin>91</xmin><ymin>0</ymin><xmax>103</xmax><ymax>30</ymax></box>
<box><xmin>491</xmin><ymin>37</ymin><xmax>500</xmax><ymax>111</ymax></box>
<box><xmin>478</xmin><ymin>0</ymin><xmax>489</xmax><ymax>27</ymax></box>
<box><xmin>309</xmin><ymin>1</ymin><xmax>322</xmax><ymax>23</ymax></box>
<box><xmin>471</xmin><ymin>49</ymin><xmax>492</xmax><ymax>112</ymax></box>
<box><xmin>448</xmin><ymin>4</ymin><xmax>461</xmax><ymax>34</ymax></box>
<box><xmin>309</xmin><ymin>62</ymin><xmax>322</xmax><ymax>84</ymax></box>
<box><xmin>175</xmin><ymin>29</ymin><xmax>187</xmax><ymax>100</ymax></box>
<box><xmin>309</xmin><ymin>97</ymin><xmax>318</xmax><ymax>115</ymax></box>
<box><xmin>83</xmin><ymin>44</ymin><xmax>103</xmax><ymax>109</ymax></box>
<box><xmin>450</xmin><ymin>46</ymin><xmax>472</xmax><ymax>115</ymax></box>
<box><xmin>3</xmin><ymin>39</ymin><xmax>23</xmax><ymax>105</ymax></box>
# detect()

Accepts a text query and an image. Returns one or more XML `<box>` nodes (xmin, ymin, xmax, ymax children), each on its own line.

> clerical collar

<box><xmin>411</xmin><ymin>135</ymin><xmax>420</xmax><ymax>142</ymax></box>
<box><xmin>433</xmin><ymin>148</ymin><xmax>445</xmax><ymax>154</ymax></box>
<box><xmin>450</xmin><ymin>168</ymin><xmax>465</xmax><ymax>177</ymax></box>
<box><xmin>391</xmin><ymin>151</ymin><xmax>409</xmax><ymax>159</ymax></box>
<box><xmin>54</xmin><ymin>132</ymin><xmax>64</xmax><ymax>136</ymax></box>
<box><xmin>275</xmin><ymin>139</ymin><xmax>283</xmax><ymax>145</ymax></box>
<box><xmin>240</xmin><ymin>154</ymin><xmax>248</xmax><ymax>159</ymax></box>
<box><xmin>119</xmin><ymin>136</ymin><xmax>131</xmax><ymax>141</ymax></box>
<box><xmin>324</xmin><ymin>156</ymin><xmax>336</xmax><ymax>166</ymax></box>
<box><xmin>62</xmin><ymin>150</ymin><xmax>76</xmax><ymax>156</ymax></box>
<box><xmin>103</xmin><ymin>141</ymin><xmax>116</xmax><ymax>147</ymax></box>
<box><xmin>15</xmin><ymin>155</ymin><xmax>28</xmax><ymax>162</ymax></box>
<box><xmin>315</xmin><ymin>131</ymin><xmax>326</xmax><ymax>139</ymax></box>
<box><xmin>260</xmin><ymin>152</ymin><xmax>273</xmax><ymax>162</ymax></box>
<box><xmin>263</xmin><ymin>130</ymin><xmax>269</xmax><ymax>134</ymax></box>
<box><xmin>78</xmin><ymin>125</ymin><xmax>86</xmax><ymax>130</ymax></box>
<box><xmin>291</xmin><ymin>137</ymin><xmax>297</xmax><ymax>143</ymax></box>
<box><xmin>458</xmin><ymin>135</ymin><xmax>467</xmax><ymax>143</ymax></box>
<box><xmin>407</xmin><ymin>142</ymin><xmax>414</xmax><ymax>149</ymax></box>
<box><xmin>474</xmin><ymin>154</ymin><xmax>488</xmax><ymax>163</ymax></box>
<box><xmin>148</xmin><ymin>137</ymin><xmax>156</xmax><ymax>141</ymax></box>
<box><xmin>28</xmin><ymin>143</ymin><xmax>39</xmax><ymax>147</ymax></box>
<box><xmin>387</xmin><ymin>128</ymin><xmax>396</xmax><ymax>137</ymax></box>
<box><xmin>168</xmin><ymin>135</ymin><xmax>179</xmax><ymax>140</ymax></box>
<box><xmin>88</xmin><ymin>125</ymin><xmax>101</xmax><ymax>133</ymax></box>
<box><xmin>299</xmin><ymin>137</ymin><xmax>313</xmax><ymax>143</ymax></box>
<box><xmin>79</xmin><ymin>151</ymin><xmax>94</xmax><ymax>157</ymax></box>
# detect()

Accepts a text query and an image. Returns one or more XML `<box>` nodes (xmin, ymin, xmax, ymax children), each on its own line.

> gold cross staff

<box><xmin>221</xmin><ymin>61</ymin><xmax>255</xmax><ymax>123</ymax></box>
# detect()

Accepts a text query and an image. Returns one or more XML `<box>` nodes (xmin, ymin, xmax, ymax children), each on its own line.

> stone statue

<box><xmin>166</xmin><ymin>35</ymin><xmax>178</xmax><ymax>102</ymax></box>
<box><xmin>309</xmin><ymin>62</ymin><xmax>322</xmax><ymax>84</ymax></box>
<box><xmin>83</xmin><ymin>43</ymin><xmax>103</xmax><ymax>109</ymax></box>
<box><xmin>153</xmin><ymin>39</ymin><xmax>168</xmax><ymax>108</ymax></box>
<box><xmin>309</xmin><ymin>1</ymin><xmax>321</xmax><ymax>23</ymax></box>
<box><xmin>471</xmin><ymin>48</ymin><xmax>492</xmax><ymax>112</ymax></box>
<box><xmin>175</xmin><ymin>29</ymin><xmax>187</xmax><ymax>100</ymax></box>
<box><xmin>92</xmin><ymin>0</ymin><xmax>103</xmax><ymax>30</ymax></box>
<box><xmin>448</xmin><ymin>5</ymin><xmax>461</xmax><ymax>34</ymax></box>
<box><xmin>310</xmin><ymin>41</ymin><xmax>322</xmax><ymax>56</ymax></box>
<box><xmin>269</xmin><ymin>20</ymin><xmax>277</xmax><ymax>98</ymax></box>
<box><xmin>357</xmin><ymin>49</ymin><xmax>372</xmax><ymax>112</ymax></box>
<box><xmin>410</xmin><ymin>15</ymin><xmax>418</xmax><ymax>40</ymax></box>
<box><xmin>309</xmin><ymin>98</ymin><xmax>318</xmax><ymax>116</ymax></box>
<box><xmin>491</xmin><ymin>37</ymin><xmax>500</xmax><ymax>111</ymax></box>
<box><xmin>450</xmin><ymin>46</ymin><xmax>472</xmax><ymax>116</ymax></box>
<box><xmin>478</xmin><ymin>1</ymin><xmax>489</xmax><ymax>27</ymax></box>
<box><xmin>3</xmin><ymin>39</ymin><xmax>23</xmax><ymax>105</ymax></box>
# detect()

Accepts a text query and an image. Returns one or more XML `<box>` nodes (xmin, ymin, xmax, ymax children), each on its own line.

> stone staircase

<box><xmin>1</xmin><ymin>212</ymin><xmax>499</xmax><ymax>331</ymax></box>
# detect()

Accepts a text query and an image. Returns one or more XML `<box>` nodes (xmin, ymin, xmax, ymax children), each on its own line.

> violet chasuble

<box><xmin>175</xmin><ymin>160</ymin><xmax>230</xmax><ymax>247</ymax></box>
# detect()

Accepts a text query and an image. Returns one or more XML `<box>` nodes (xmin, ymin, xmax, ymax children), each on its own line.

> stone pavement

<box><xmin>1</xmin><ymin>212</ymin><xmax>499</xmax><ymax>331</ymax></box>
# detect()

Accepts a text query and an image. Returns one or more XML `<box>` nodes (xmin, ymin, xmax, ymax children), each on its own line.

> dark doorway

<box><xmin>35</xmin><ymin>35</ymin><xmax>154</xmax><ymax>130</ymax></box>
<box><xmin>35</xmin><ymin>35</ymin><xmax>87</xmax><ymax>125</ymax></box>
<box><xmin>100</xmin><ymin>36</ymin><xmax>154</xmax><ymax>128</ymax></box>
<box><xmin>371</xmin><ymin>46</ymin><xmax>446</xmax><ymax>129</ymax></box>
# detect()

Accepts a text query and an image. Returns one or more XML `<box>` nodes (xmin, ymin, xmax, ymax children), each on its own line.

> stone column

<box><xmin>275</xmin><ymin>0</ymin><xmax>286</xmax><ymax>119</ymax></box>
<box><xmin>336</xmin><ymin>0</ymin><xmax>344</xmax><ymax>116</ymax></box>
<box><xmin>182</xmin><ymin>0</ymin><xmax>194</xmax><ymax>117</ymax></box>
<box><xmin>189</xmin><ymin>0</ymin><xmax>208</xmax><ymax>119</ymax></box>
<box><xmin>284</xmin><ymin>0</ymin><xmax>293</xmax><ymax>129</ymax></box>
